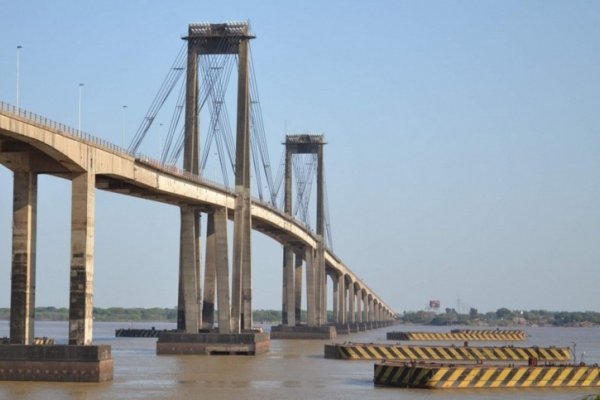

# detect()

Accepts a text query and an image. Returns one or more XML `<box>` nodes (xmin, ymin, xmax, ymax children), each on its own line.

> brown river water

<box><xmin>0</xmin><ymin>321</ymin><xmax>598</xmax><ymax>400</ymax></box>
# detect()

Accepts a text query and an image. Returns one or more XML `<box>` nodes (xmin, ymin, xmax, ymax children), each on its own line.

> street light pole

<box><xmin>16</xmin><ymin>45</ymin><xmax>22</xmax><ymax>108</ymax></box>
<box><xmin>78</xmin><ymin>83</ymin><xmax>84</xmax><ymax>132</ymax></box>
<box><xmin>122</xmin><ymin>105</ymin><xmax>128</xmax><ymax>148</ymax></box>
<box><xmin>159</xmin><ymin>122</ymin><xmax>163</xmax><ymax>155</ymax></box>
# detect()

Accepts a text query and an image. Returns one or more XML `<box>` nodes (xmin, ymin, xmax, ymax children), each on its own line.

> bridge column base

<box><xmin>332</xmin><ymin>323</ymin><xmax>351</xmax><ymax>335</ymax></box>
<box><xmin>270</xmin><ymin>325</ymin><xmax>336</xmax><ymax>340</ymax></box>
<box><xmin>0</xmin><ymin>344</ymin><xmax>113</xmax><ymax>382</ymax></box>
<box><xmin>156</xmin><ymin>332</ymin><xmax>270</xmax><ymax>355</ymax></box>
<box><xmin>358</xmin><ymin>322</ymin><xmax>368</xmax><ymax>331</ymax></box>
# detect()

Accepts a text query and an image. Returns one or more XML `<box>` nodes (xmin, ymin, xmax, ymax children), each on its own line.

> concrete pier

<box><xmin>270</xmin><ymin>325</ymin><xmax>336</xmax><ymax>340</ymax></box>
<box><xmin>157</xmin><ymin>332</ymin><xmax>269</xmax><ymax>355</ymax></box>
<box><xmin>0</xmin><ymin>345</ymin><xmax>113</xmax><ymax>382</ymax></box>
<box><xmin>333</xmin><ymin>323</ymin><xmax>350</xmax><ymax>335</ymax></box>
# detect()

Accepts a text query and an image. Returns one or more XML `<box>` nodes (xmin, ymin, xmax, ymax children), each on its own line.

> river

<box><xmin>0</xmin><ymin>321</ymin><xmax>598</xmax><ymax>400</ymax></box>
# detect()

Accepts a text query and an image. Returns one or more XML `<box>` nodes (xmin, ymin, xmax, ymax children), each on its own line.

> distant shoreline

<box><xmin>0</xmin><ymin>307</ymin><xmax>598</xmax><ymax>327</ymax></box>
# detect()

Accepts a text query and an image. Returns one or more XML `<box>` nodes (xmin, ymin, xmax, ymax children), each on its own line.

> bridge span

<box><xmin>0</xmin><ymin>103</ymin><xmax>394</xmax><ymax>340</ymax></box>
<box><xmin>0</xmin><ymin>21</ymin><xmax>395</xmax><ymax>381</ymax></box>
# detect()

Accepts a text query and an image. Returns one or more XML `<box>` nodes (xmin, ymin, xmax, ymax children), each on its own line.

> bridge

<box><xmin>0</xmin><ymin>22</ymin><xmax>395</xmax><ymax>381</ymax></box>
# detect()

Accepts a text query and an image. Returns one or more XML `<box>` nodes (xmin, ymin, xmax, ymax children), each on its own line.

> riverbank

<box><xmin>0</xmin><ymin>307</ymin><xmax>598</xmax><ymax>327</ymax></box>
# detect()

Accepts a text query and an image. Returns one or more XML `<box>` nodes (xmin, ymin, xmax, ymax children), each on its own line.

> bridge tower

<box><xmin>283</xmin><ymin>135</ymin><xmax>326</xmax><ymax>327</ymax></box>
<box><xmin>270</xmin><ymin>134</ymin><xmax>338</xmax><ymax>339</ymax></box>
<box><xmin>177</xmin><ymin>22</ymin><xmax>256</xmax><ymax>336</ymax></box>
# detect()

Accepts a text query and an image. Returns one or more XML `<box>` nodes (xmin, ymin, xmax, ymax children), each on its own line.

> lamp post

<box><xmin>122</xmin><ymin>105</ymin><xmax>128</xmax><ymax>148</ymax></box>
<box><xmin>159</xmin><ymin>122</ymin><xmax>163</xmax><ymax>155</ymax></box>
<box><xmin>16</xmin><ymin>45</ymin><xmax>22</xmax><ymax>108</ymax></box>
<box><xmin>78</xmin><ymin>83</ymin><xmax>84</xmax><ymax>132</ymax></box>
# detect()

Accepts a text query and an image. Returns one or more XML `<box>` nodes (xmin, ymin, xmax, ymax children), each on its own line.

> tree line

<box><xmin>401</xmin><ymin>308</ymin><xmax>600</xmax><ymax>327</ymax></box>
<box><xmin>0</xmin><ymin>307</ymin><xmax>283</xmax><ymax>323</ymax></box>
<box><xmin>0</xmin><ymin>307</ymin><xmax>598</xmax><ymax>326</ymax></box>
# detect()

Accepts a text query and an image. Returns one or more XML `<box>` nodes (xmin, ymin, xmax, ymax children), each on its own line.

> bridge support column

<box><xmin>348</xmin><ymin>283</ymin><xmax>355</xmax><ymax>324</ymax></box>
<box><xmin>285</xmin><ymin>247</ymin><xmax>295</xmax><ymax>326</ymax></box>
<box><xmin>194</xmin><ymin>211</ymin><xmax>203</xmax><ymax>326</ymax></box>
<box><xmin>305</xmin><ymin>247</ymin><xmax>316</xmax><ymax>326</ymax></box>
<box><xmin>332</xmin><ymin>276</ymin><xmax>339</xmax><ymax>323</ymax></box>
<box><xmin>232</xmin><ymin>34</ymin><xmax>252</xmax><ymax>333</ymax></box>
<box><xmin>356</xmin><ymin>290</ymin><xmax>362</xmax><ymax>324</ymax></box>
<box><xmin>321</xmin><ymin>256</ymin><xmax>327</xmax><ymax>324</ymax></box>
<box><xmin>371</xmin><ymin>299</ymin><xmax>376</xmax><ymax>325</ymax></box>
<box><xmin>69</xmin><ymin>168</ymin><xmax>95</xmax><ymax>345</ymax></box>
<box><xmin>315</xmin><ymin>239</ymin><xmax>325</xmax><ymax>325</ymax></box>
<box><xmin>202</xmin><ymin>208</ymin><xmax>231</xmax><ymax>333</ymax></box>
<box><xmin>271</xmin><ymin>246</ymin><xmax>334</xmax><ymax>339</ymax></box>
<box><xmin>214</xmin><ymin>207</ymin><xmax>231</xmax><ymax>334</ymax></box>
<box><xmin>202</xmin><ymin>212</ymin><xmax>216</xmax><ymax>330</ymax></box>
<box><xmin>315</xmin><ymin>139</ymin><xmax>326</xmax><ymax>326</ymax></box>
<box><xmin>359</xmin><ymin>292</ymin><xmax>364</xmax><ymax>323</ymax></box>
<box><xmin>281</xmin><ymin>127</ymin><xmax>294</xmax><ymax>326</ymax></box>
<box><xmin>371</xmin><ymin>299</ymin><xmax>377</xmax><ymax>322</ymax></box>
<box><xmin>178</xmin><ymin>207</ymin><xmax>199</xmax><ymax>334</ymax></box>
<box><xmin>10</xmin><ymin>170</ymin><xmax>37</xmax><ymax>345</ymax></box>
<box><xmin>178</xmin><ymin>19</ymin><xmax>201</xmax><ymax>333</ymax></box>
<box><xmin>294</xmin><ymin>252</ymin><xmax>303</xmax><ymax>325</ymax></box>
<box><xmin>337</xmin><ymin>274</ymin><xmax>346</xmax><ymax>324</ymax></box>
<box><xmin>282</xmin><ymin>246</ymin><xmax>294</xmax><ymax>326</ymax></box>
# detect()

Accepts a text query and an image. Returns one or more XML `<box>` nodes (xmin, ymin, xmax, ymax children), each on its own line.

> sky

<box><xmin>0</xmin><ymin>1</ymin><xmax>599</xmax><ymax>314</ymax></box>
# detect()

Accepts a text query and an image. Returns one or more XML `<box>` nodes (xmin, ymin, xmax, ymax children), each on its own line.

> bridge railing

<box><xmin>0</xmin><ymin>101</ymin><xmax>130</xmax><ymax>157</ymax></box>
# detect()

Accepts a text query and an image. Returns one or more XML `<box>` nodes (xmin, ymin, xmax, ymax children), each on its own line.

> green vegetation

<box><xmin>0</xmin><ymin>307</ymin><xmax>283</xmax><ymax>323</ymax></box>
<box><xmin>0</xmin><ymin>307</ymin><xmax>179</xmax><ymax>322</ymax></box>
<box><xmin>0</xmin><ymin>307</ymin><xmax>597</xmax><ymax>326</ymax></box>
<box><xmin>401</xmin><ymin>308</ymin><xmax>600</xmax><ymax>327</ymax></box>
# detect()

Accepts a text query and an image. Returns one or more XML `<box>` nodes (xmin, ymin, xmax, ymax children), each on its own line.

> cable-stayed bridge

<box><xmin>0</xmin><ymin>22</ymin><xmax>395</xmax><ymax>381</ymax></box>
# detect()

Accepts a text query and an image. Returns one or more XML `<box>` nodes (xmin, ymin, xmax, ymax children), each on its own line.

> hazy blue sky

<box><xmin>1</xmin><ymin>1</ymin><xmax>599</xmax><ymax>313</ymax></box>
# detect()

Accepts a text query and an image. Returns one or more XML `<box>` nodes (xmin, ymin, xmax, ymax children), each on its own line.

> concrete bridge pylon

<box><xmin>0</xmin><ymin>21</ymin><xmax>396</xmax><ymax>377</ymax></box>
<box><xmin>162</xmin><ymin>21</ymin><xmax>270</xmax><ymax>354</ymax></box>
